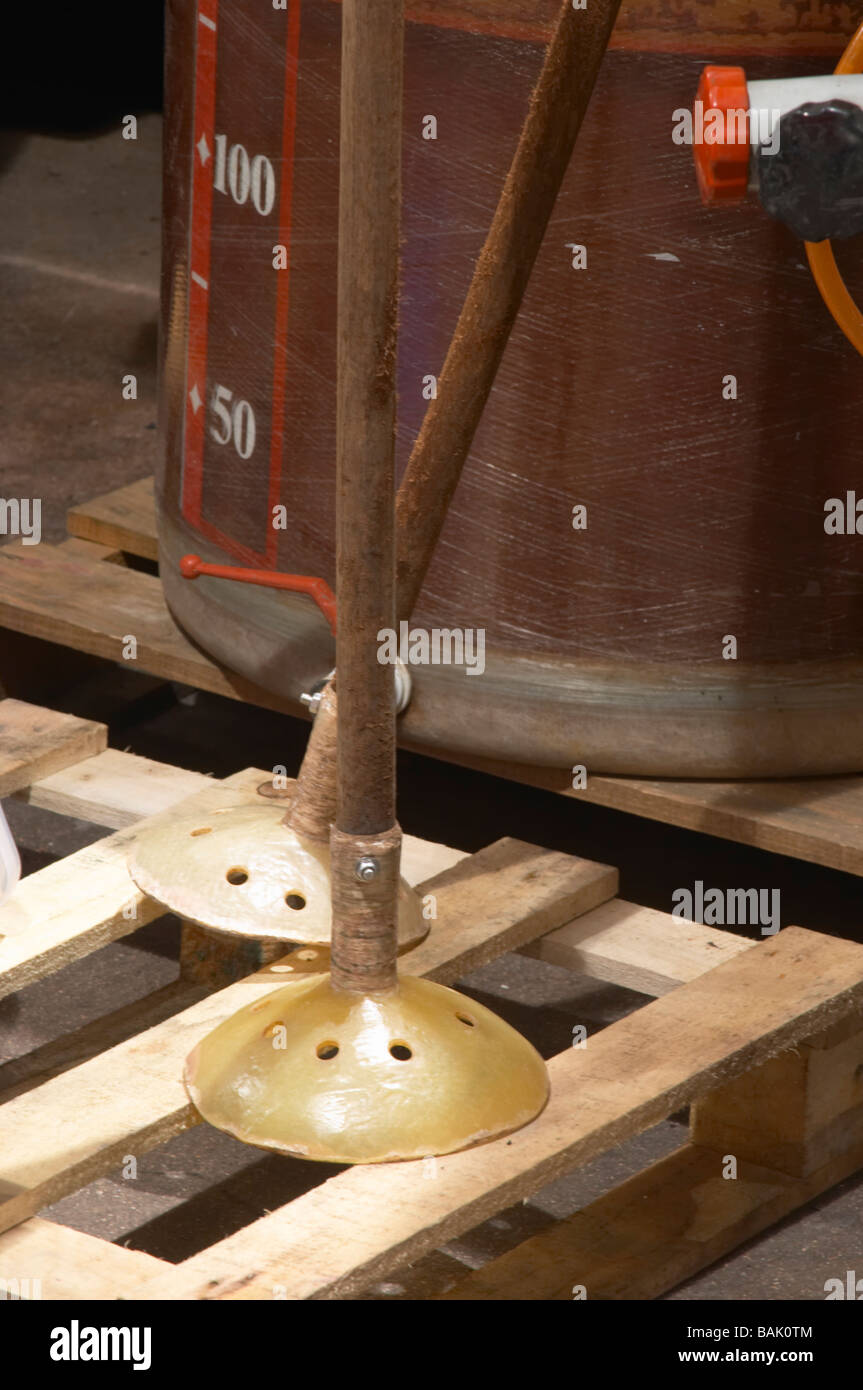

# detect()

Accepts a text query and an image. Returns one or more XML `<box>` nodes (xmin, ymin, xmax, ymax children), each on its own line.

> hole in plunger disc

<box><xmin>226</xmin><ymin>867</ymin><xmax>249</xmax><ymax>885</ymax></box>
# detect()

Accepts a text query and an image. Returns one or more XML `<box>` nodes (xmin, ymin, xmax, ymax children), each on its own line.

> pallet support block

<box><xmin>691</xmin><ymin>1013</ymin><xmax>863</xmax><ymax>1178</ymax></box>
<box><xmin>178</xmin><ymin>924</ymin><xmax>288</xmax><ymax>987</ymax></box>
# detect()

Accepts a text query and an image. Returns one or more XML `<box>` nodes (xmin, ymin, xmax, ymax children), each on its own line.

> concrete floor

<box><xmin>2</xmin><ymin>118</ymin><xmax>862</xmax><ymax>1301</ymax></box>
<box><xmin>0</xmin><ymin>119</ymin><xmax>161</xmax><ymax>540</ymax></box>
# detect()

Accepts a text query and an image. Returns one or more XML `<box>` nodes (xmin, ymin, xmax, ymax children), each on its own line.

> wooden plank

<box><xmin>0</xmin><ymin>772</ymin><xmax>256</xmax><ymax>998</ymax></box>
<box><xmin>522</xmin><ymin>897</ymin><xmax>752</xmax><ymax>996</ymax></box>
<box><xmin>24</xmin><ymin>743</ymin><xmax>465</xmax><ymax>853</ymax></box>
<box><xmin>442</xmin><ymin>747</ymin><xmax>863</xmax><ymax>879</ymax></box>
<box><xmin>0</xmin><ymin>819</ymin><xmax>162</xmax><ymax>997</ymax></box>
<box><xmin>572</xmin><ymin>771</ymin><xmax>863</xmax><ymax>877</ymax></box>
<box><xmin>131</xmin><ymin>926</ymin><xmax>863</xmax><ymax>1300</ymax></box>
<box><xmin>0</xmin><ymin>1217</ymin><xmax>166</xmax><ymax>1300</ymax></box>
<box><xmin>0</xmin><ymin>838</ymin><xmax>617</xmax><ymax>1237</ymax></box>
<box><xmin>2</xmin><ymin>537</ymin><xmax>122</xmax><ymax>565</ymax></box>
<box><xmin>0</xmin><ymin>699</ymin><xmax>106</xmax><ymax>798</ymax></box>
<box><xmin>399</xmin><ymin>835</ymin><xmax>467</xmax><ymax>887</ymax></box>
<box><xmin>408</xmin><ymin>837</ymin><xmax>617</xmax><ymax>983</ymax></box>
<box><xmin>67</xmin><ymin>477</ymin><xmax>157</xmax><ymax>561</ymax></box>
<box><xmin>432</xmin><ymin>1126</ymin><xmax>863</xmax><ymax>1300</ymax></box>
<box><xmin>0</xmin><ymin>548</ymin><xmax>294</xmax><ymax>713</ymax></box>
<box><xmin>55</xmin><ymin>537</ymin><xmax>125</xmax><ymax>565</ymax></box>
<box><xmin>24</xmin><ymin>748</ymin><xmax>212</xmax><ymax>830</ymax></box>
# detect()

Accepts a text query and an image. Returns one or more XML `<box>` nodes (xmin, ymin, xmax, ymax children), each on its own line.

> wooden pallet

<box><xmin>2</xmin><ymin>697</ymin><xmax>863</xmax><ymax>1300</ymax></box>
<box><xmin>0</xmin><ymin>485</ymin><xmax>292</xmax><ymax>714</ymax></box>
<box><xmin>6</xmin><ymin>477</ymin><xmax>863</xmax><ymax>879</ymax></box>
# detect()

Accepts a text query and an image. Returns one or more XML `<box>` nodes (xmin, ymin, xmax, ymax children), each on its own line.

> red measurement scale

<box><xmin>181</xmin><ymin>0</ymin><xmax>301</xmax><ymax>568</ymax></box>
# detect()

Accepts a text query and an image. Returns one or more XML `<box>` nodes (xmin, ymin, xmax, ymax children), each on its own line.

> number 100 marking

<box><xmin>212</xmin><ymin>134</ymin><xmax>276</xmax><ymax>216</ymax></box>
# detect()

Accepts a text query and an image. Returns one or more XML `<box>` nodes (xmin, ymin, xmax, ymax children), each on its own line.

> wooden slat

<box><xmin>0</xmin><ymin>771</ymin><xmax>258</xmax><ymax>997</ymax></box>
<box><xmin>433</xmin><ymin>1125</ymin><xmax>863</xmax><ymax>1300</ymax></box>
<box><xmin>0</xmin><ymin>839</ymin><xmax>617</xmax><ymax>1237</ymax></box>
<box><xmin>444</xmin><ymin>748</ymin><xmax>863</xmax><ymax>880</ymax></box>
<box><xmin>0</xmin><ymin>1217</ymin><xmax>166</xmax><ymax>1300</ymax></box>
<box><xmin>572</xmin><ymin>771</ymin><xmax>863</xmax><ymax>877</ymax></box>
<box><xmin>25</xmin><ymin>746</ymin><xmax>468</xmax><ymax>861</ymax></box>
<box><xmin>522</xmin><ymin>897</ymin><xmax>752</xmax><ymax>996</ymax></box>
<box><xmin>0</xmin><ymin>548</ymin><xmax>293</xmax><ymax>712</ymax></box>
<box><xmin>67</xmin><ymin>477</ymin><xmax>157</xmax><ymax>561</ymax></box>
<box><xmin>0</xmin><ymin>818</ymin><xmax>161</xmax><ymax>996</ymax></box>
<box><xmin>0</xmin><ymin>700</ymin><xmax>106</xmax><ymax>797</ymax></box>
<box><xmin>24</xmin><ymin>748</ymin><xmax>213</xmax><ymax>829</ymax></box>
<box><xmin>55</xmin><ymin>537</ymin><xmax>125</xmax><ymax>565</ymax></box>
<box><xmin>131</xmin><ymin>926</ymin><xmax>863</xmax><ymax>1300</ymax></box>
<box><xmin>2</xmin><ymin>537</ymin><xmax>123</xmax><ymax>565</ymax></box>
<box><xmin>407</xmin><ymin>837</ymin><xmax>616</xmax><ymax>983</ymax></box>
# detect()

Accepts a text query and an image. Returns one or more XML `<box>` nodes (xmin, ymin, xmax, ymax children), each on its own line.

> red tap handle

<box><xmin>180</xmin><ymin>554</ymin><xmax>337</xmax><ymax>635</ymax></box>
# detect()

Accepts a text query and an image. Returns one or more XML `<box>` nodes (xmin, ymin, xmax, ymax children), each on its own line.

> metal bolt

<box><xmin>299</xmin><ymin>688</ymin><xmax>324</xmax><ymax>716</ymax></box>
<box><xmin>355</xmin><ymin>856</ymin><xmax>380</xmax><ymax>882</ymax></box>
<box><xmin>300</xmin><ymin>669</ymin><xmax>336</xmax><ymax>718</ymax></box>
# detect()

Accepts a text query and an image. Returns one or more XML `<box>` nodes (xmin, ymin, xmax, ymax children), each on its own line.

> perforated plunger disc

<box><xmin>129</xmin><ymin>802</ymin><xmax>428</xmax><ymax>949</ymax></box>
<box><xmin>185</xmin><ymin>973</ymin><xmax>550</xmax><ymax>1163</ymax></box>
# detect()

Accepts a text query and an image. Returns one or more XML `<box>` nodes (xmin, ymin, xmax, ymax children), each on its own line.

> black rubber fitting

<box><xmin>756</xmin><ymin>99</ymin><xmax>863</xmax><ymax>242</ymax></box>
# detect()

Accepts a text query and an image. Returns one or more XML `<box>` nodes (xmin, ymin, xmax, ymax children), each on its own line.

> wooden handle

<box><xmin>285</xmin><ymin>0</ymin><xmax>621</xmax><ymax>846</ymax></box>
<box><xmin>329</xmin><ymin>0</ymin><xmax>405</xmax><ymax>994</ymax></box>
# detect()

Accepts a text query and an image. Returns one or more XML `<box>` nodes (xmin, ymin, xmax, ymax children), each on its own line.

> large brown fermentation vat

<box><xmin>159</xmin><ymin>0</ymin><xmax>863</xmax><ymax>777</ymax></box>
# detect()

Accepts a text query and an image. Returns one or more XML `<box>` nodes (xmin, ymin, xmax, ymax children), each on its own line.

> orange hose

<box><xmin>805</xmin><ymin>19</ymin><xmax>863</xmax><ymax>354</ymax></box>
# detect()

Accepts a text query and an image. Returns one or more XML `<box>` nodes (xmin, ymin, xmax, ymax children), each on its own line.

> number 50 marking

<box><xmin>210</xmin><ymin>384</ymin><xmax>256</xmax><ymax>460</ymax></box>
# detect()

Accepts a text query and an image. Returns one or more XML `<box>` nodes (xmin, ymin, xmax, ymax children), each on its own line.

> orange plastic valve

<box><xmin>694</xmin><ymin>65</ymin><xmax>751</xmax><ymax>205</ymax></box>
<box><xmin>180</xmin><ymin>553</ymin><xmax>337</xmax><ymax>635</ymax></box>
